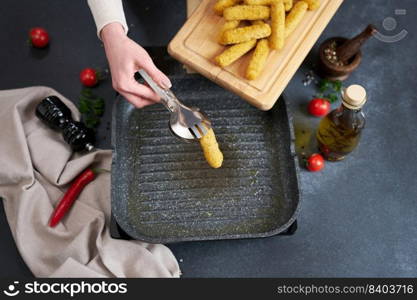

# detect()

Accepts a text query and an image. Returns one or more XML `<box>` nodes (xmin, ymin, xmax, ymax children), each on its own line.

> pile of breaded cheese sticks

<box><xmin>214</xmin><ymin>0</ymin><xmax>320</xmax><ymax>80</ymax></box>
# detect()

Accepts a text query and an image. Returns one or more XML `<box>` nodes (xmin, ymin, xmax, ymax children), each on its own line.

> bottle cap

<box><xmin>342</xmin><ymin>84</ymin><xmax>367</xmax><ymax>109</ymax></box>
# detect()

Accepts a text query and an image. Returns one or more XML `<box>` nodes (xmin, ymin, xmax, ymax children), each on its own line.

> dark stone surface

<box><xmin>0</xmin><ymin>0</ymin><xmax>416</xmax><ymax>277</ymax></box>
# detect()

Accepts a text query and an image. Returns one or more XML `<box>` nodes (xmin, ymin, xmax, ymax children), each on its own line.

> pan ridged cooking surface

<box><xmin>111</xmin><ymin>76</ymin><xmax>300</xmax><ymax>243</ymax></box>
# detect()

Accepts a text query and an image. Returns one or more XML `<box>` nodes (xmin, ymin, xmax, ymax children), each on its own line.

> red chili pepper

<box><xmin>49</xmin><ymin>168</ymin><xmax>105</xmax><ymax>227</ymax></box>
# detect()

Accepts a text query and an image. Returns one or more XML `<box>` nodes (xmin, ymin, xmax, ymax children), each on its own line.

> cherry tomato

<box><xmin>80</xmin><ymin>68</ymin><xmax>98</xmax><ymax>87</ymax></box>
<box><xmin>29</xmin><ymin>27</ymin><xmax>49</xmax><ymax>48</ymax></box>
<box><xmin>306</xmin><ymin>153</ymin><xmax>325</xmax><ymax>172</ymax></box>
<box><xmin>308</xmin><ymin>98</ymin><xmax>330</xmax><ymax>117</ymax></box>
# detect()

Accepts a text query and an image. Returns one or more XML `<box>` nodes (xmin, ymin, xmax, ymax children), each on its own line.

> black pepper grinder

<box><xmin>36</xmin><ymin>96</ymin><xmax>95</xmax><ymax>152</ymax></box>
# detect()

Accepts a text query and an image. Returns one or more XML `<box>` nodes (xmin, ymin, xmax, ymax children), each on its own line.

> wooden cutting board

<box><xmin>183</xmin><ymin>0</ymin><xmax>202</xmax><ymax>73</ymax></box>
<box><xmin>169</xmin><ymin>0</ymin><xmax>343</xmax><ymax>110</ymax></box>
<box><xmin>187</xmin><ymin>0</ymin><xmax>202</xmax><ymax>17</ymax></box>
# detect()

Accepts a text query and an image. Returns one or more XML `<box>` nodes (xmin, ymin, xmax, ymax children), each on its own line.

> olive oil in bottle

<box><xmin>316</xmin><ymin>84</ymin><xmax>367</xmax><ymax>161</ymax></box>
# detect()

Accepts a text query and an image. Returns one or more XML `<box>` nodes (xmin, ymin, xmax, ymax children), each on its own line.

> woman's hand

<box><xmin>101</xmin><ymin>23</ymin><xmax>172</xmax><ymax>108</ymax></box>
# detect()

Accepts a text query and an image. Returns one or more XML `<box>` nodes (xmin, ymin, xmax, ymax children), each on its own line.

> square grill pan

<box><xmin>111</xmin><ymin>75</ymin><xmax>301</xmax><ymax>243</ymax></box>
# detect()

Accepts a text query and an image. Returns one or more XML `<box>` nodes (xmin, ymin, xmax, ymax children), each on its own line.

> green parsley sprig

<box><xmin>78</xmin><ymin>88</ymin><xmax>105</xmax><ymax>129</ymax></box>
<box><xmin>316</xmin><ymin>79</ymin><xmax>342</xmax><ymax>103</ymax></box>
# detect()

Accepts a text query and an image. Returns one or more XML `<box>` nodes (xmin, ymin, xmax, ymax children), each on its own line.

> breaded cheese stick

<box><xmin>199</xmin><ymin>128</ymin><xmax>223</xmax><ymax>168</ymax></box>
<box><xmin>214</xmin><ymin>0</ymin><xmax>241</xmax><ymax>15</ymax></box>
<box><xmin>284</xmin><ymin>0</ymin><xmax>293</xmax><ymax>11</ymax></box>
<box><xmin>303</xmin><ymin>0</ymin><xmax>320</xmax><ymax>10</ymax></box>
<box><xmin>215</xmin><ymin>39</ymin><xmax>257</xmax><ymax>67</ymax></box>
<box><xmin>223</xmin><ymin>5</ymin><xmax>270</xmax><ymax>21</ymax></box>
<box><xmin>285</xmin><ymin>1</ymin><xmax>308</xmax><ymax>38</ymax></box>
<box><xmin>269</xmin><ymin>0</ymin><xmax>285</xmax><ymax>50</ymax></box>
<box><xmin>246</xmin><ymin>39</ymin><xmax>270</xmax><ymax>80</ymax></box>
<box><xmin>244</xmin><ymin>0</ymin><xmax>279</xmax><ymax>5</ymax></box>
<box><xmin>218</xmin><ymin>20</ymin><xmax>240</xmax><ymax>42</ymax></box>
<box><xmin>251</xmin><ymin>20</ymin><xmax>265</xmax><ymax>25</ymax></box>
<box><xmin>220</xmin><ymin>23</ymin><xmax>271</xmax><ymax>44</ymax></box>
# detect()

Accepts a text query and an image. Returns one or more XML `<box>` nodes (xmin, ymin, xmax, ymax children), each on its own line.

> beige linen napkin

<box><xmin>0</xmin><ymin>86</ymin><xmax>180</xmax><ymax>278</ymax></box>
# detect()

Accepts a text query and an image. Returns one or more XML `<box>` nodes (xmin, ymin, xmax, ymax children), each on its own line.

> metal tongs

<box><xmin>138</xmin><ymin>69</ymin><xmax>211</xmax><ymax>141</ymax></box>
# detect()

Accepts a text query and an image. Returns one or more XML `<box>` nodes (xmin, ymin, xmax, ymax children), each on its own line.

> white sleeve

<box><xmin>87</xmin><ymin>0</ymin><xmax>129</xmax><ymax>39</ymax></box>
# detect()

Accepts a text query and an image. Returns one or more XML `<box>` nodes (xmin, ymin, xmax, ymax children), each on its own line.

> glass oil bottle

<box><xmin>316</xmin><ymin>84</ymin><xmax>367</xmax><ymax>161</ymax></box>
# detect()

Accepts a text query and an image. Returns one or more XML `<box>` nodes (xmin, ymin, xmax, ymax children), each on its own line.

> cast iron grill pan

<box><xmin>111</xmin><ymin>75</ymin><xmax>301</xmax><ymax>243</ymax></box>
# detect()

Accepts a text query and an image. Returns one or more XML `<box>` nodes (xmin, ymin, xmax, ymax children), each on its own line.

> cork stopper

<box><xmin>342</xmin><ymin>84</ymin><xmax>367</xmax><ymax>109</ymax></box>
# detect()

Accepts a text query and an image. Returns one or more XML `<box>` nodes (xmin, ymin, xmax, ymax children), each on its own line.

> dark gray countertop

<box><xmin>0</xmin><ymin>0</ymin><xmax>416</xmax><ymax>277</ymax></box>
